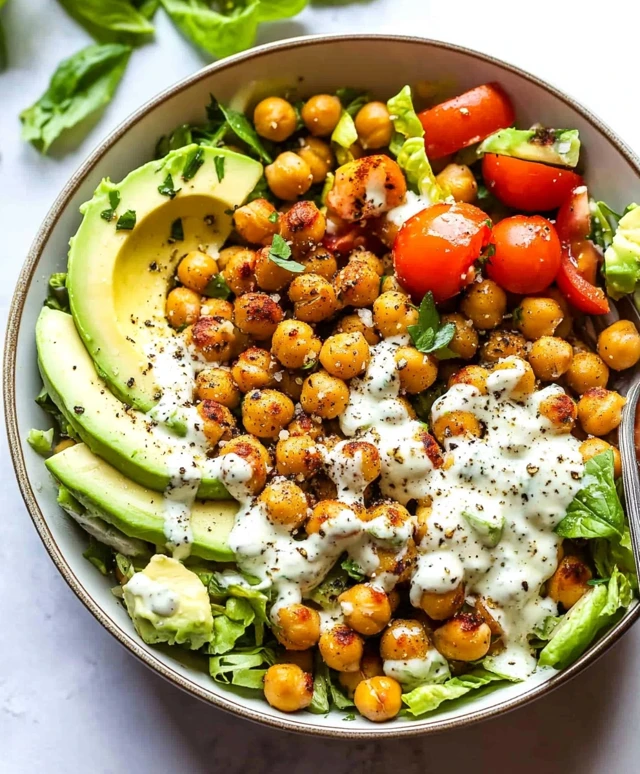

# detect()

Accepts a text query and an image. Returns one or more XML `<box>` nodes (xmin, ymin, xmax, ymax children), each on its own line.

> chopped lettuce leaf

<box><xmin>604</xmin><ymin>203</ymin><xmax>640</xmax><ymax>298</ymax></box>
<box><xmin>387</xmin><ymin>84</ymin><xmax>424</xmax><ymax>152</ymax></box>
<box><xmin>209</xmin><ymin>645</ymin><xmax>276</xmax><ymax>690</ymax></box>
<box><xmin>57</xmin><ymin>0</ymin><xmax>155</xmax><ymax>44</ymax></box>
<box><xmin>592</xmin><ymin>527</ymin><xmax>637</xmax><ymax>588</ymax></box>
<box><xmin>27</xmin><ymin>427</ymin><xmax>54</xmax><ymax>456</ymax></box>
<box><xmin>402</xmin><ymin>669</ymin><xmax>512</xmax><ymax>717</ymax></box>
<box><xmin>308</xmin><ymin>658</ymin><xmax>353</xmax><ymax>714</ymax></box>
<box><xmin>44</xmin><ymin>272</ymin><xmax>69</xmax><ymax>312</ymax></box>
<box><xmin>331</xmin><ymin>110</ymin><xmax>358</xmax><ymax>165</ymax></box>
<box><xmin>478</xmin><ymin>127</ymin><xmax>580</xmax><ymax>168</ymax></box>
<box><xmin>307</xmin><ymin>564</ymin><xmax>351</xmax><ymax>609</ymax></box>
<box><xmin>83</xmin><ymin>537</ymin><xmax>113</xmax><ymax>575</ymax></box>
<box><xmin>210</xmin><ymin>597</ymin><xmax>256</xmax><ymax>655</ymax></box>
<box><xmin>336</xmin><ymin>87</ymin><xmax>369</xmax><ymax>118</ymax></box>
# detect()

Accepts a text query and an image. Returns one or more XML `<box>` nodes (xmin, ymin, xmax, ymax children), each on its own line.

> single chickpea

<box><xmin>242</xmin><ymin>388</ymin><xmax>295</xmax><ymax>438</ymax></box>
<box><xmin>514</xmin><ymin>297</ymin><xmax>564</xmax><ymax>341</ymax></box>
<box><xmin>53</xmin><ymin>438</ymin><xmax>76</xmax><ymax>454</ymax></box>
<box><xmin>221</xmin><ymin>248</ymin><xmax>257</xmax><ymax>296</ymax></box>
<box><xmin>259</xmin><ymin>480</ymin><xmax>308</xmax><ymax>530</ymax></box>
<box><xmin>374</xmin><ymin>539</ymin><xmax>417</xmax><ymax>585</ymax></box>
<box><xmin>480</xmin><ymin>330</ymin><xmax>527</xmax><ymax>364</ymax></box>
<box><xmin>279</xmin><ymin>200</ymin><xmax>326</xmax><ymax>255</ymax></box>
<box><xmin>233</xmin><ymin>292</ymin><xmax>283</xmax><ymax>340</ymax></box>
<box><xmin>539</xmin><ymin>392</ymin><xmax>578</xmax><ymax>433</ymax></box>
<box><xmin>319</xmin><ymin>332</ymin><xmax>370</xmax><ymax>379</ymax></box>
<box><xmin>433</xmin><ymin>613</ymin><xmax>492</xmax><ymax>662</ymax></box>
<box><xmin>340</xmin><ymin>440</ymin><xmax>381</xmax><ymax>483</ymax></box>
<box><xmin>335</xmin><ymin>260</ymin><xmax>380</xmax><ymax>308</ymax></box>
<box><xmin>597</xmin><ymin>320</ymin><xmax>640</xmax><ymax>371</ymax></box>
<box><xmin>265</xmin><ymin>152</ymin><xmax>313</xmax><ymax>201</ymax></box>
<box><xmin>338</xmin><ymin>650</ymin><xmax>384</xmax><ymax>697</ymax></box>
<box><xmin>543</xmin><ymin>287</ymin><xmax>573</xmax><ymax>338</ymax></box>
<box><xmin>177</xmin><ymin>250</ymin><xmax>218</xmax><ymax>294</ymax></box>
<box><xmin>196</xmin><ymin>368</ymin><xmax>241</xmax><ymax>408</ymax></box>
<box><xmin>379</xmin><ymin>274</ymin><xmax>406</xmax><ymax>294</ymax></box>
<box><xmin>579</xmin><ymin>437</ymin><xmax>622</xmax><ymax>477</ymax></box>
<box><xmin>474</xmin><ymin>597</ymin><xmax>503</xmax><ymax>636</ymax></box>
<box><xmin>233</xmin><ymin>199</ymin><xmax>278</xmax><ymax>245</ymax></box>
<box><xmin>301</xmin><ymin>94</ymin><xmax>342</xmax><ymax>137</ymax></box>
<box><xmin>218</xmin><ymin>435</ymin><xmax>270</xmax><ymax>494</ymax></box>
<box><xmin>339</xmin><ymin>585</ymin><xmax>392</xmax><ymax>636</ymax></box>
<box><xmin>276</xmin><ymin>435</ymin><xmax>322</xmax><ymax>477</ymax></box>
<box><xmin>263</xmin><ymin>664</ymin><xmax>314</xmax><ymax>713</ymax></box>
<box><xmin>380</xmin><ymin>619</ymin><xmax>430</xmax><ymax>661</ymax></box>
<box><xmin>349</xmin><ymin>250</ymin><xmax>385</xmax><ymax>278</ymax></box>
<box><xmin>287</xmin><ymin>414</ymin><xmax>324</xmax><ymax>440</ymax></box>
<box><xmin>297</xmin><ymin>136</ymin><xmax>334</xmax><ymax>184</ymax></box>
<box><xmin>216</xmin><ymin>245</ymin><xmax>245</xmax><ymax>271</ymax></box>
<box><xmin>231</xmin><ymin>346</ymin><xmax>278</xmax><ymax>392</ymax></box>
<box><xmin>491</xmin><ymin>357</ymin><xmax>536</xmax><ymax>399</ymax></box>
<box><xmin>548</xmin><ymin>555</ymin><xmax>593</xmax><ymax>609</ymax></box>
<box><xmin>166</xmin><ymin>287</ymin><xmax>201</xmax><ymax>329</ymax></box>
<box><xmin>441</xmin><ymin>313</ymin><xmax>479</xmax><ymax>360</ymax></box>
<box><xmin>432</xmin><ymin>410</ymin><xmax>482</xmax><ymax>445</ymax></box>
<box><xmin>354</xmin><ymin>101</ymin><xmax>393</xmax><ymax>149</ymax></box>
<box><xmin>460</xmin><ymin>279</ymin><xmax>507</xmax><ymax>330</ymax></box>
<box><xmin>577</xmin><ymin>387</ymin><xmax>626</xmax><ymax>436</ymax></box>
<box><xmin>395</xmin><ymin>346</ymin><xmax>438</xmax><ymax>394</ymax></box>
<box><xmin>186</xmin><ymin>316</ymin><xmax>240</xmax><ymax>363</ymax></box>
<box><xmin>327</xmin><ymin>155</ymin><xmax>407</xmax><ymax>221</ymax></box>
<box><xmin>565</xmin><ymin>351</ymin><xmax>609</xmax><ymax>395</ymax></box>
<box><xmin>335</xmin><ymin>312</ymin><xmax>380</xmax><ymax>346</ymax></box>
<box><xmin>254</xmin><ymin>245</ymin><xmax>297</xmax><ymax>292</ymax></box>
<box><xmin>448</xmin><ymin>364</ymin><xmax>490</xmax><ymax>395</ymax></box>
<box><xmin>196</xmin><ymin>400</ymin><xmax>236</xmax><ymax>446</ymax></box>
<box><xmin>318</xmin><ymin>624</ymin><xmax>364</xmax><ymax>672</ymax></box>
<box><xmin>271</xmin><ymin>320</ymin><xmax>321</xmax><ymax>370</ymax></box>
<box><xmin>301</xmin><ymin>370</ymin><xmax>350</xmax><ymax>419</ymax></box>
<box><xmin>354</xmin><ymin>676</ymin><xmax>402</xmax><ymax>722</ymax></box>
<box><xmin>253</xmin><ymin>96</ymin><xmax>297</xmax><ymax>142</ymax></box>
<box><xmin>417</xmin><ymin>584</ymin><xmax>466</xmax><ymax>621</ymax></box>
<box><xmin>300</xmin><ymin>246</ymin><xmax>338</xmax><ymax>281</ymax></box>
<box><xmin>364</xmin><ymin>501</ymin><xmax>411</xmax><ymax>526</ymax></box>
<box><xmin>435</xmin><ymin>163</ymin><xmax>478</xmax><ymax>203</ymax></box>
<box><xmin>528</xmin><ymin>336</ymin><xmax>573</xmax><ymax>381</ymax></box>
<box><xmin>289</xmin><ymin>273</ymin><xmax>339</xmax><ymax>322</ymax></box>
<box><xmin>274</xmin><ymin>603</ymin><xmax>321</xmax><ymax>650</ymax></box>
<box><xmin>306</xmin><ymin>499</ymin><xmax>350</xmax><ymax>534</ymax></box>
<box><xmin>201</xmin><ymin>297</ymin><xmax>233</xmax><ymax>319</ymax></box>
<box><xmin>373</xmin><ymin>291</ymin><xmax>419</xmax><ymax>337</ymax></box>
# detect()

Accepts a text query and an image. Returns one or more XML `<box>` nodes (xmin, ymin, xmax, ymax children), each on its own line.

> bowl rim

<box><xmin>5</xmin><ymin>33</ymin><xmax>640</xmax><ymax>739</ymax></box>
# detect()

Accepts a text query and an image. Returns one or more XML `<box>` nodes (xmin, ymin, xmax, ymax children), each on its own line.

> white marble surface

<box><xmin>2</xmin><ymin>1</ymin><xmax>640</xmax><ymax>771</ymax></box>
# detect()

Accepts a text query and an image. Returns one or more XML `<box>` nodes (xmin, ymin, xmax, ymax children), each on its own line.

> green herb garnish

<box><xmin>342</xmin><ymin>713</ymin><xmax>357</xmax><ymax>722</ymax></box>
<box><xmin>341</xmin><ymin>557</ymin><xmax>365</xmax><ymax>582</ymax></box>
<box><xmin>214</xmin><ymin>155</ymin><xmax>225</xmax><ymax>182</ymax></box>
<box><xmin>158</xmin><ymin>173</ymin><xmax>179</xmax><ymax>199</ymax></box>
<box><xmin>170</xmin><ymin>217</ymin><xmax>184</xmax><ymax>241</ymax></box>
<box><xmin>268</xmin><ymin>211</ymin><xmax>279</xmax><ymax>224</ymax></box>
<box><xmin>203</xmin><ymin>273</ymin><xmax>232</xmax><ymax>299</ymax></box>
<box><xmin>115</xmin><ymin>209</ymin><xmax>136</xmax><ymax>231</ymax></box>
<box><xmin>268</xmin><ymin>234</ymin><xmax>305</xmax><ymax>273</ymax></box>
<box><xmin>182</xmin><ymin>147</ymin><xmax>204</xmax><ymax>180</ymax></box>
<box><xmin>100</xmin><ymin>189</ymin><xmax>121</xmax><ymax>221</ymax></box>
<box><xmin>407</xmin><ymin>291</ymin><xmax>456</xmax><ymax>358</ymax></box>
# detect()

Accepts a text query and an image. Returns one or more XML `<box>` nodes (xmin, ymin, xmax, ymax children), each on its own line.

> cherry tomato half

<box><xmin>556</xmin><ymin>250</ymin><xmax>609</xmax><ymax>315</ymax></box>
<box><xmin>487</xmin><ymin>215</ymin><xmax>561</xmax><ymax>294</ymax></box>
<box><xmin>418</xmin><ymin>83</ymin><xmax>515</xmax><ymax>159</ymax></box>
<box><xmin>393</xmin><ymin>202</ymin><xmax>492</xmax><ymax>302</ymax></box>
<box><xmin>482</xmin><ymin>154</ymin><xmax>584</xmax><ymax>212</ymax></box>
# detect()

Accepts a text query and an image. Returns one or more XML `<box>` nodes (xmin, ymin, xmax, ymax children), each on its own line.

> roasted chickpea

<box><xmin>259</xmin><ymin>479</ymin><xmax>308</xmax><ymax>530</ymax></box>
<box><xmin>265</xmin><ymin>152</ymin><xmax>313</xmax><ymax>201</ymax></box>
<box><xmin>297</xmin><ymin>136</ymin><xmax>334</xmax><ymax>183</ymax></box>
<box><xmin>327</xmin><ymin>155</ymin><xmax>407</xmax><ymax>221</ymax></box>
<box><xmin>233</xmin><ymin>199</ymin><xmax>278</xmax><ymax>245</ymax></box>
<box><xmin>354</xmin><ymin>101</ymin><xmax>393</xmax><ymax>149</ymax></box>
<box><xmin>380</xmin><ymin>619</ymin><xmax>430</xmax><ymax>661</ymax></box>
<box><xmin>473</xmin><ymin>597</ymin><xmax>503</xmax><ymax>635</ymax></box>
<box><xmin>263</xmin><ymin>664</ymin><xmax>314</xmax><ymax>712</ymax></box>
<box><xmin>166</xmin><ymin>287</ymin><xmax>200</xmax><ymax>329</ymax></box>
<box><xmin>349</xmin><ymin>249</ymin><xmax>385</xmax><ymax>277</ymax></box>
<box><xmin>301</xmin><ymin>370</ymin><xmax>350</xmax><ymax>419</ymax></box>
<box><xmin>300</xmin><ymin>246</ymin><xmax>338</xmax><ymax>281</ymax></box>
<box><xmin>276</xmin><ymin>435</ymin><xmax>322</xmax><ymax>477</ymax></box>
<box><xmin>379</xmin><ymin>274</ymin><xmax>406</xmax><ymax>294</ymax></box>
<box><xmin>231</xmin><ymin>347</ymin><xmax>278</xmax><ymax>392</ymax></box>
<box><xmin>354</xmin><ymin>676</ymin><xmax>402</xmax><ymax>722</ymax></box>
<box><xmin>566</xmin><ymin>351</ymin><xmax>609</xmax><ymax>395</ymax></box>
<box><xmin>579</xmin><ymin>437</ymin><xmax>622</xmax><ymax>477</ymax></box>
<box><xmin>598</xmin><ymin>320</ymin><xmax>640</xmax><ymax>371</ymax></box>
<box><xmin>460</xmin><ymin>279</ymin><xmax>507</xmax><ymax>330</ymax></box>
<box><xmin>539</xmin><ymin>391</ymin><xmax>578</xmax><ymax>433</ymax></box>
<box><xmin>271</xmin><ymin>320</ymin><xmax>321</xmax><ymax>370</ymax></box>
<box><xmin>339</xmin><ymin>585</ymin><xmax>392</xmax><ymax>636</ymax></box>
<box><xmin>254</xmin><ymin>246</ymin><xmax>297</xmax><ymax>292</ymax></box>
<box><xmin>289</xmin><ymin>274</ymin><xmax>339</xmax><ymax>323</ymax></box>
<box><xmin>319</xmin><ymin>624</ymin><xmax>364</xmax><ymax>672</ymax></box>
<box><xmin>491</xmin><ymin>357</ymin><xmax>536</xmax><ymax>399</ymax></box>
<box><xmin>196</xmin><ymin>368</ymin><xmax>241</xmax><ymax>408</ymax></box>
<box><xmin>320</xmin><ymin>332</ymin><xmax>370</xmax><ymax>379</ymax></box>
<box><xmin>287</xmin><ymin>414</ymin><xmax>324</xmax><ymax>440</ymax></box>
<box><xmin>395</xmin><ymin>346</ymin><xmax>438</xmax><ymax>394</ymax></box>
<box><xmin>548</xmin><ymin>555</ymin><xmax>593</xmax><ymax>609</ymax></box>
<box><xmin>373</xmin><ymin>291</ymin><xmax>419</xmax><ymax>338</ymax></box>
<box><xmin>216</xmin><ymin>245</ymin><xmax>245</xmax><ymax>271</ymax></box>
<box><xmin>306</xmin><ymin>499</ymin><xmax>351</xmax><ymax>534</ymax></box>
<box><xmin>480</xmin><ymin>330</ymin><xmax>527</xmax><ymax>364</ymax></box>
<box><xmin>338</xmin><ymin>650</ymin><xmax>384</xmax><ymax>696</ymax></box>
<box><xmin>432</xmin><ymin>410</ymin><xmax>482</xmax><ymax>445</ymax></box>
<box><xmin>417</xmin><ymin>584</ymin><xmax>465</xmax><ymax>621</ymax></box>
<box><xmin>364</xmin><ymin>501</ymin><xmax>411</xmax><ymax>527</ymax></box>
<box><xmin>274</xmin><ymin>603</ymin><xmax>321</xmax><ymax>650</ymax></box>
<box><xmin>433</xmin><ymin>613</ymin><xmax>492</xmax><ymax>662</ymax></box>
<box><xmin>253</xmin><ymin>96</ymin><xmax>297</xmax><ymax>142</ymax></box>
<box><xmin>196</xmin><ymin>400</ymin><xmax>236</xmax><ymax>446</ymax></box>
<box><xmin>375</xmin><ymin>538</ymin><xmax>418</xmax><ymax>585</ymax></box>
<box><xmin>577</xmin><ymin>387</ymin><xmax>626</xmax><ymax>436</ymax></box>
<box><xmin>436</xmin><ymin>163</ymin><xmax>478</xmax><ymax>203</ymax></box>
<box><xmin>448</xmin><ymin>364</ymin><xmax>490</xmax><ymax>395</ymax></box>
<box><xmin>186</xmin><ymin>316</ymin><xmax>240</xmax><ymax>363</ymax></box>
<box><xmin>53</xmin><ymin>438</ymin><xmax>76</xmax><ymax>454</ymax></box>
<box><xmin>233</xmin><ymin>292</ymin><xmax>283</xmax><ymax>340</ymax></box>
<box><xmin>340</xmin><ymin>440</ymin><xmax>381</xmax><ymax>484</ymax></box>
<box><xmin>514</xmin><ymin>297</ymin><xmax>564</xmax><ymax>341</ymax></box>
<box><xmin>201</xmin><ymin>297</ymin><xmax>233</xmax><ymax>319</ymax></box>
<box><xmin>528</xmin><ymin>336</ymin><xmax>573</xmax><ymax>381</ymax></box>
<box><xmin>279</xmin><ymin>201</ymin><xmax>326</xmax><ymax>255</ymax></box>
<box><xmin>301</xmin><ymin>94</ymin><xmax>342</xmax><ymax>137</ymax></box>
<box><xmin>442</xmin><ymin>313</ymin><xmax>479</xmax><ymax>360</ymax></box>
<box><xmin>218</xmin><ymin>435</ymin><xmax>270</xmax><ymax>494</ymax></box>
<box><xmin>335</xmin><ymin>313</ymin><xmax>380</xmax><ymax>346</ymax></box>
<box><xmin>542</xmin><ymin>287</ymin><xmax>573</xmax><ymax>338</ymax></box>
<box><xmin>221</xmin><ymin>248</ymin><xmax>257</xmax><ymax>296</ymax></box>
<box><xmin>176</xmin><ymin>250</ymin><xmax>218</xmax><ymax>294</ymax></box>
<box><xmin>335</xmin><ymin>260</ymin><xmax>380</xmax><ymax>308</ymax></box>
<box><xmin>242</xmin><ymin>388</ymin><xmax>295</xmax><ymax>439</ymax></box>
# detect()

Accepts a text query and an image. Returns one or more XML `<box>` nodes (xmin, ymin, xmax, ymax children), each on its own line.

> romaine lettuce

<box><xmin>331</xmin><ymin>111</ymin><xmax>358</xmax><ymax>165</ymax></box>
<box><xmin>402</xmin><ymin>669</ymin><xmax>513</xmax><ymax>717</ymax></box>
<box><xmin>209</xmin><ymin>646</ymin><xmax>276</xmax><ymax>690</ymax></box>
<box><xmin>308</xmin><ymin>658</ymin><xmax>353</xmax><ymax>714</ymax></box>
<box><xmin>604</xmin><ymin>204</ymin><xmax>640</xmax><ymax>298</ymax></box>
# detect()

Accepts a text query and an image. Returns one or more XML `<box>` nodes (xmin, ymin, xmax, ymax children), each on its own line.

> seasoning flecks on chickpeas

<box><xmin>288</xmin><ymin>273</ymin><xmax>339</xmax><ymax>322</ymax></box>
<box><xmin>597</xmin><ymin>320</ymin><xmax>640</xmax><ymax>371</ymax></box>
<box><xmin>233</xmin><ymin>198</ymin><xmax>278</xmax><ymax>246</ymax></box>
<box><xmin>265</xmin><ymin>151</ymin><xmax>313</xmax><ymax>200</ymax></box>
<box><xmin>242</xmin><ymin>388</ymin><xmax>295</xmax><ymax>438</ymax></box>
<box><xmin>177</xmin><ymin>250</ymin><xmax>218</xmax><ymax>294</ymax></box>
<box><xmin>301</xmin><ymin>94</ymin><xmax>342</xmax><ymax>137</ymax></box>
<box><xmin>233</xmin><ymin>292</ymin><xmax>283</xmax><ymax>339</ymax></box>
<box><xmin>319</xmin><ymin>332</ymin><xmax>370</xmax><ymax>379</ymax></box>
<box><xmin>253</xmin><ymin>96</ymin><xmax>297</xmax><ymax>142</ymax></box>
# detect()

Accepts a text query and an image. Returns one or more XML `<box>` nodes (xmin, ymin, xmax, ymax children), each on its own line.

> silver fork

<box><xmin>619</xmin><ymin>378</ymin><xmax>640</xmax><ymax>579</ymax></box>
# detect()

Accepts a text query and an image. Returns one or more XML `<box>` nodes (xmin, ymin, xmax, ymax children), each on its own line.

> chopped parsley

<box><xmin>268</xmin><ymin>210</ymin><xmax>279</xmax><ymax>224</ymax></box>
<box><xmin>407</xmin><ymin>291</ymin><xmax>456</xmax><ymax>358</ymax></box>
<box><xmin>170</xmin><ymin>218</ymin><xmax>184</xmax><ymax>242</ymax></box>
<box><xmin>268</xmin><ymin>234</ymin><xmax>305</xmax><ymax>273</ymax></box>
<box><xmin>183</xmin><ymin>147</ymin><xmax>204</xmax><ymax>180</ymax></box>
<box><xmin>203</xmin><ymin>273</ymin><xmax>232</xmax><ymax>299</ymax></box>
<box><xmin>115</xmin><ymin>209</ymin><xmax>136</xmax><ymax>231</ymax></box>
<box><xmin>214</xmin><ymin>155</ymin><xmax>225</xmax><ymax>182</ymax></box>
<box><xmin>158</xmin><ymin>173</ymin><xmax>179</xmax><ymax>199</ymax></box>
<box><xmin>100</xmin><ymin>189</ymin><xmax>121</xmax><ymax>221</ymax></box>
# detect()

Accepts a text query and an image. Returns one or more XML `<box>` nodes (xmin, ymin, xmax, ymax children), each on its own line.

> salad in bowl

<box><xmin>28</xmin><ymin>77</ymin><xmax>640</xmax><ymax>723</ymax></box>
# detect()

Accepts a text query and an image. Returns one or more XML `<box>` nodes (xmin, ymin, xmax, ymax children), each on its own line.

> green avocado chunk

<box><xmin>478</xmin><ymin>127</ymin><xmax>580</xmax><ymax>167</ymax></box>
<box><xmin>66</xmin><ymin>145</ymin><xmax>263</xmax><ymax>415</ymax></box>
<box><xmin>46</xmin><ymin>443</ymin><xmax>238</xmax><ymax>561</ymax></box>
<box><xmin>36</xmin><ymin>306</ymin><xmax>228</xmax><ymax>499</ymax></box>
<box><xmin>604</xmin><ymin>204</ymin><xmax>640</xmax><ymax>298</ymax></box>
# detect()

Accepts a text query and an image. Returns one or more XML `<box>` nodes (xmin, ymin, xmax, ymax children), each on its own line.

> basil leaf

<box><xmin>407</xmin><ymin>292</ymin><xmax>456</xmax><ymax>355</ymax></box>
<box><xmin>56</xmin><ymin>0</ymin><xmax>154</xmax><ymax>44</ymax></box>
<box><xmin>20</xmin><ymin>43</ymin><xmax>131</xmax><ymax>154</ymax></box>
<box><xmin>170</xmin><ymin>218</ymin><xmax>184</xmax><ymax>241</ymax></box>
<box><xmin>132</xmin><ymin>0</ymin><xmax>160</xmax><ymax>19</ymax></box>
<box><xmin>182</xmin><ymin>147</ymin><xmax>204</xmax><ymax>180</ymax></box>
<box><xmin>268</xmin><ymin>234</ymin><xmax>305</xmax><ymax>273</ymax></box>
<box><xmin>268</xmin><ymin>211</ymin><xmax>279</xmax><ymax>223</ymax></box>
<box><xmin>214</xmin><ymin>155</ymin><xmax>225</xmax><ymax>182</ymax></box>
<box><xmin>203</xmin><ymin>273</ymin><xmax>232</xmax><ymax>300</ymax></box>
<box><xmin>208</xmin><ymin>96</ymin><xmax>272</xmax><ymax>163</ymax></box>
<box><xmin>116</xmin><ymin>209</ymin><xmax>136</xmax><ymax>231</ymax></box>
<box><xmin>158</xmin><ymin>173</ymin><xmax>179</xmax><ymax>198</ymax></box>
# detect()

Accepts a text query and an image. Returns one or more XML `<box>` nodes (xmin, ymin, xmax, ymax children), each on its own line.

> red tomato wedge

<box><xmin>418</xmin><ymin>83</ymin><xmax>515</xmax><ymax>159</ymax></box>
<box><xmin>392</xmin><ymin>202</ymin><xmax>492</xmax><ymax>303</ymax></box>
<box><xmin>556</xmin><ymin>251</ymin><xmax>609</xmax><ymax>315</ymax></box>
<box><xmin>482</xmin><ymin>154</ymin><xmax>584</xmax><ymax>212</ymax></box>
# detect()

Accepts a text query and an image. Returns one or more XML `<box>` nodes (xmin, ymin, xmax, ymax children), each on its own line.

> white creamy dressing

<box><xmin>125</xmin><ymin>572</ymin><xmax>179</xmax><ymax>616</ymax></box>
<box><xmin>364</xmin><ymin>176</ymin><xmax>389</xmax><ymax>211</ymax></box>
<box><xmin>384</xmin><ymin>650</ymin><xmax>451</xmax><ymax>688</ymax></box>
<box><xmin>386</xmin><ymin>190</ymin><xmax>435</xmax><ymax>227</ymax></box>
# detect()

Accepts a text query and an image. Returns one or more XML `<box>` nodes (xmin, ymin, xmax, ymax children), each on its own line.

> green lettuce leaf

<box><xmin>56</xmin><ymin>0</ymin><xmax>154</xmax><ymax>44</ymax></box>
<box><xmin>402</xmin><ymin>669</ymin><xmax>511</xmax><ymax>717</ymax></box>
<box><xmin>592</xmin><ymin>527</ymin><xmax>637</xmax><ymax>587</ymax></box>
<box><xmin>387</xmin><ymin>84</ymin><xmax>424</xmax><ymax>151</ymax></box>
<box><xmin>134</xmin><ymin>0</ymin><xmax>160</xmax><ymax>18</ymax></box>
<box><xmin>207</xmin><ymin>573</ymin><xmax>270</xmax><ymax>652</ymax></box>
<box><xmin>83</xmin><ymin>537</ymin><xmax>114</xmax><ymax>575</ymax></box>
<box><xmin>44</xmin><ymin>272</ymin><xmax>69</xmax><ymax>313</ymax></box>
<box><xmin>209</xmin><ymin>645</ymin><xmax>276</xmax><ymax>689</ymax></box>
<box><xmin>604</xmin><ymin>203</ymin><xmax>640</xmax><ymax>298</ymax></box>
<box><xmin>331</xmin><ymin>110</ymin><xmax>358</xmax><ymax>165</ymax></box>
<box><xmin>308</xmin><ymin>658</ymin><xmax>353</xmax><ymax>714</ymax></box>
<box><xmin>256</xmin><ymin>0</ymin><xmax>307</xmax><ymax>21</ymax></box>
<box><xmin>27</xmin><ymin>428</ymin><xmax>54</xmax><ymax>456</ymax></box>
<box><xmin>20</xmin><ymin>43</ymin><xmax>131</xmax><ymax>154</ymax></box>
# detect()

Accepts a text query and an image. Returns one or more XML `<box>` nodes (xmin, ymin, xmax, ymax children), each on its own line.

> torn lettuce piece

<box><xmin>209</xmin><ymin>645</ymin><xmax>276</xmax><ymax>690</ymax></box>
<box><xmin>331</xmin><ymin>110</ymin><xmax>358</xmax><ymax>165</ymax></box>
<box><xmin>387</xmin><ymin>84</ymin><xmax>424</xmax><ymax>152</ymax></box>
<box><xmin>604</xmin><ymin>204</ymin><xmax>640</xmax><ymax>298</ymax></box>
<box><xmin>208</xmin><ymin>572</ymin><xmax>270</xmax><ymax>651</ymax></box>
<box><xmin>309</xmin><ymin>657</ymin><xmax>353</xmax><ymax>714</ymax></box>
<box><xmin>83</xmin><ymin>538</ymin><xmax>113</xmax><ymax>575</ymax></box>
<box><xmin>478</xmin><ymin>127</ymin><xmax>580</xmax><ymax>167</ymax></box>
<box><xmin>209</xmin><ymin>597</ymin><xmax>257</xmax><ymax>655</ymax></box>
<box><xmin>27</xmin><ymin>428</ymin><xmax>54</xmax><ymax>456</ymax></box>
<box><xmin>462</xmin><ymin>510</ymin><xmax>504</xmax><ymax>548</ymax></box>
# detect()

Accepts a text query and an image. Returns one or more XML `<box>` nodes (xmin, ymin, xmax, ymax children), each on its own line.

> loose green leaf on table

<box><xmin>20</xmin><ymin>43</ymin><xmax>132</xmax><ymax>154</ymax></box>
<box><xmin>407</xmin><ymin>291</ymin><xmax>456</xmax><ymax>357</ymax></box>
<box><xmin>57</xmin><ymin>0</ymin><xmax>154</xmax><ymax>44</ymax></box>
<box><xmin>0</xmin><ymin>0</ymin><xmax>8</xmax><ymax>71</ymax></box>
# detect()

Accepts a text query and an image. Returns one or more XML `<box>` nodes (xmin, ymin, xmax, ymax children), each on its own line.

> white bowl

<box><xmin>5</xmin><ymin>34</ymin><xmax>640</xmax><ymax>738</ymax></box>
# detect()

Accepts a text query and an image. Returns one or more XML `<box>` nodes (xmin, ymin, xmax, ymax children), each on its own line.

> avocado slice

<box><xmin>478</xmin><ymin>127</ymin><xmax>580</xmax><ymax>167</ymax></box>
<box><xmin>604</xmin><ymin>205</ymin><xmax>640</xmax><ymax>298</ymax></box>
<box><xmin>67</xmin><ymin>145</ymin><xmax>262</xmax><ymax>415</ymax></box>
<box><xmin>46</xmin><ymin>443</ymin><xmax>238</xmax><ymax>561</ymax></box>
<box><xmin>36</xmin><ymin>306</ymin><xmax>228</xmax><ymax>499</ymax></box>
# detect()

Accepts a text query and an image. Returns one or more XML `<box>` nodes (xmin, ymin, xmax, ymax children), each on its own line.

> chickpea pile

<box><xmin>162</xmin><ymin>90</ymin><xmax>640</xmax><ymax>723</ymax></box>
